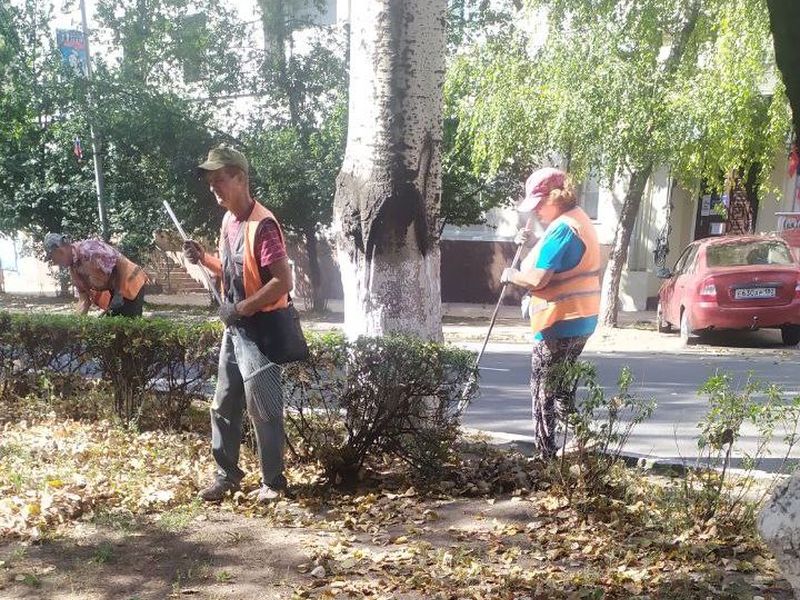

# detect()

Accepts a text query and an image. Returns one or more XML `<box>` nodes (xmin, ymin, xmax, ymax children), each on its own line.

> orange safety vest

<box><xmin>526</xmin><ymin>207</ymin><xmax>601</xmax><ymax>335</ymax></box>
<box><xmin>216</xmin><ymin>201</ymin><xmax>289</xmax><ymax>313</ymax></box>
<box><xmin>90</xmin><ymin>255</ymin><xmax>149</xmax><ymax>310</ymax></box>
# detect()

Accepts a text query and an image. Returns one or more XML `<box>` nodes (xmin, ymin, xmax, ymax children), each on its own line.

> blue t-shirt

<box><xmin>530</xmin><ymin>222</ymin><xmax>598</xmax><ymax>340</ymax></box>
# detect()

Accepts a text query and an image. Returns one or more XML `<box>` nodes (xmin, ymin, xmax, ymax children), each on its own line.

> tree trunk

<box><xmin>303</xmin><ymin>227</ymin><xmax>326</xmax><ymax>313</ymax></box>
<box><xmin>767</xmin><ymin>0</ymin><xmax>800</xmax><ymax>136</ymax></box>
<box><xmin>598</xmin><ymin>167</ymin><xmax>652</xmax><ymax>328</ymax></box>
<box><xmin>333</xmin><ymin>0</ymin><xmax>446</xmax><ymax>341</ymax></box>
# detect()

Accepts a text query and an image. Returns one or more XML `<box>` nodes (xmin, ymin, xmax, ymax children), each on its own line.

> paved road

<box><xmin>462</xmin><ymin>331</ymin><xmax>800</xmax><ymax>471</ymax></box>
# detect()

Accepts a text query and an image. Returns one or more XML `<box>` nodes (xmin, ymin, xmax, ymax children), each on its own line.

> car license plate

<box><xmin>734</xmin><ymin>287</ymin><xmax>776</xmax><ymax>299</ymax></box>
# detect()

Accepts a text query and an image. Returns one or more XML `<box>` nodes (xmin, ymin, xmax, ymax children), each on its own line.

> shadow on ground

<box><xmin>0</xmin><ymin>509</ymin><xmax>310</xmax><ymax>599</ymax></box>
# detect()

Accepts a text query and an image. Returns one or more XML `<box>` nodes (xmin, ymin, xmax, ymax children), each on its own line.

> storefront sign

<box><xmin>700</xmin><ymin>194</ymin><xmax>712</xmax><ymax>216</ymax></box>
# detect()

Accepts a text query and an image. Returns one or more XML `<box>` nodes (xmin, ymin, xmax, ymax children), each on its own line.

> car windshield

<box><xmin>705</xmin><ymin>240</ymin><xmax>794</xmax><ymax>267</ymax></box>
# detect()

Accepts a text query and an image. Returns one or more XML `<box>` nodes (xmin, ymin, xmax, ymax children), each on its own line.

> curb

<box><xmin>462</xmin><ymin>427</ymin><xmax>792</xmax><ymax>482</ymax></box>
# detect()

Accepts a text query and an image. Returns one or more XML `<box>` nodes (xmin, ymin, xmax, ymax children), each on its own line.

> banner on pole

<box><xmin>56</xmin><ymin>29</ymin><xmax>88</xmax><ymax>77</ymax></box>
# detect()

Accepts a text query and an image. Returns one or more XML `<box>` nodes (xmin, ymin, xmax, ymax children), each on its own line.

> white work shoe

<box><xmin>249</xmin><ymin>485</ymin><xmax>283</xmax><ymax>504</ymax></box>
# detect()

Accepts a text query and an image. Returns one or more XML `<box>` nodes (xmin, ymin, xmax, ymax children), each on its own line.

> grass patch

<box><xmin>215</xmin><ymin>570</ymin><xmax>233</xmax><ymax>583</ymax></box>
<box><xmin>156</xmin><ymin>499</ymin><xmax>204</xmax><ymax>533</ymax></box>
<box><xmin>0</xmin><ymin>415</ymin><xmax>222</xmax><ymax>540</ymax></box>
<box><xmin>172</xmin><ymin>559</ymin><xmax>213</xmax><ymax>592</ymax></box>
<box><xmin>0</xmin><ymin>399</ymin><xmax>792</xmax><ymax>599</ymax></box>
<box><xmin>91</xmin><ymin>508</ymin><xmax>138</xmax><ymax>533</ymax></box>
<box><xmin>21</xmin><ymin>573</ymin><xmax>41</xmax><ymax>588</ymax></box>
<box><xmin>91</xmin><ymin>542</ymin><xmax>114</xmax><ymax>564</ymax></box>
<box><xmin>4</xmin><ymin>546</ymin><xmax>27</xmax><ymax>564</ymax></box>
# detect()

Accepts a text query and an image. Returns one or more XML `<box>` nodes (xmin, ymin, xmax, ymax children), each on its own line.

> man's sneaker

<box><xmin>198</xmin><ymin>478</ymin><xmax>239</xmax><ymax>502</ymax></box>
<box><xmin>249</xmin><ymin>485</ymin><xmax>284</xmax><ymax>504</ymax></box>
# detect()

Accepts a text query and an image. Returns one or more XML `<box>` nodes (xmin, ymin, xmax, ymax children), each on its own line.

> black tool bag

<box><xmin>245</xmin><ymin>300</ymin><xmax>309</xmax><ymax>364</ymax></box>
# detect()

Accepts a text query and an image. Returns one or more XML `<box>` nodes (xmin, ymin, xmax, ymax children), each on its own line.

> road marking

<box><xmin>479</xmin><ymin>367</ymin><xmax>510</xmax><ymax>372</ymax></box>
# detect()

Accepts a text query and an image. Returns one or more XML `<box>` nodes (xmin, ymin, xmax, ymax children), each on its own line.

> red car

<box><xmin>657</xmin><ymin>235</ymin><xmax>800</xmax><ymax>346</ymax></box>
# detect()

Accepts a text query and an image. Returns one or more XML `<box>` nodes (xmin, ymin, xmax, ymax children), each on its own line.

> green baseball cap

<box><xmin>197</xmin><ymin>145</ymin><xmax>249</xmax><ymax>175</ymax></box>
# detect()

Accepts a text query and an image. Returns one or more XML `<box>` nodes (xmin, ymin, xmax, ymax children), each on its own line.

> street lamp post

<box><xmin>79</xmin><ymin>0</ymin><xmax>109</xmax><ymax>241</ymax></box>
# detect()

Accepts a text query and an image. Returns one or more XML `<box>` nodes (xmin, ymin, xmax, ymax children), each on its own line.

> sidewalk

<box><xmin>6</xmin><ymin>291</ymin><xmax>654</xmax><ymax>328</ymax></box>
<box><xmin>1</xmin><ymin>291</ymin><xmax>661</xmax><ymax>349</ymax></box>
<box><xmin>145</xmin><ymin>293</ymin><xmax>656</xmax><ymax>326</ymax></box>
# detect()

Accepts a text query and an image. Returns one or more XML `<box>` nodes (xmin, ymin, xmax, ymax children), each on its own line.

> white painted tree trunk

<box><xmin>332</xmin><ymin>0</ymin><xmax>446</xmax><ymax>342</ymax></box>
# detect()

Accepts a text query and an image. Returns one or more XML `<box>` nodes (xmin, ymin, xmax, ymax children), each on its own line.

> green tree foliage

<box><xmin>442</xmin><ymin>0</ymin><xmax>525</xmax><ymax>227</ymax></box>
<box><xmin>89</xmin><ymin>0</ymin><xmax>249</xmax><ymax>253</ymax></box>
<box><xmin>445</xmin><ymin>0</ymin><xmax>791</xmax><ymax>326</ymax></box>
<box><xmin>0</xmin><ymin>0</ymin><xmax>98</xmax><ymax>241</ymax></box>
<box><xmin>93</xmin><ymin>0</ymin><xmax>245</xmax><ymax>95</ymax></box>
<box><xmin>248</xmin><ymin>2</ymin><xmax>348</xmax><ymax>312</ymax></box>
<box><xmin>667</xmin><ymin>0</ymin><xmax>791</xmax><ymax>195</ymax></box>
<box><xmin>1</xmin><ymin>0</ymin><xmax>349</xmax><ymax>308</ymax></box>
<box><xmin>0</xmin><ymin>0</ymin><xmax>245</xmax><ymax>260</ymax></box>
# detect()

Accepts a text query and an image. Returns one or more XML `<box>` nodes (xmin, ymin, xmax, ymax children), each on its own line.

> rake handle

<box><xmin>474</xmin><ymin>216</ymin><xmax>535</xmax><ymax>368</ymax></box>
<box><xmin>162</xmin><ymin>200</ymin><xmax>224</xmax><ymax>306</ymax></box>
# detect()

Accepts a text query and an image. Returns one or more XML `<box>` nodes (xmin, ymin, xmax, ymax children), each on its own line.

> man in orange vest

<box><xmin>183</xmin><ymin>145</ymin><xmax>293</xmax><ymax>504</ymax></box>
<box><xmin>44</xmin><ymin>233</ymin><xmax>148</xmax><ymax>317</ymax></box>
<box><xmin>500</xmin><ymin>167</ymin><xmax>601</xmax><ymax>458</ymax></box>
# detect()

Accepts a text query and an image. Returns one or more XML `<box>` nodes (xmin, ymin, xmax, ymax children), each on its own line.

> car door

<box><xmin>660</xmin><ymin>248</ymin><xmax>688</xmax><ymax>324</ymax></box>
<box><xmin>663</xmin><ymin>244</ymin><xmax>697</xmax><ymax>324</ymax></box>
<box><xmin>671</xmin><ymin>243</ymin><xmax>701</xmax><ymax>322</ymax></box>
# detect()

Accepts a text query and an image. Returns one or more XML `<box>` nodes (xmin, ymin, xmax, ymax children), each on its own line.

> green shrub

<box><xmin>0</xmin><ymin>312</ymin><xmax>477</xmax><ymax>483</ymax></box>
<box><xmin>548</xmin><ymin>361</ymin><xmax>656</xmax><ymax>505</ymax></box>
<box><xmin>283</xmin><ymin>333</ymin><xmax>477</xmax><ymax>484</ymax></box>
<box><xmin>673</xmin><ymin>372</ymin><xmax>800</xmax><ymax>530</ymax></box>
<box><xmin>0</xmin><ymin>312</ymin><xmax>91</xmax><ymax>401</ymax></box>
<box><xmin>85</xmin><ymin>317</ymin><xmax>219</xmax><ymax>426</ymax></box>
<box><xmin>0</xmin><ymin>312</ymin><xmax>220</xmax><ymax>427</ymax></box>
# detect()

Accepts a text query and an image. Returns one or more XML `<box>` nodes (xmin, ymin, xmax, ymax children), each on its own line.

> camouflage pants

<box><xmin>530</xmin><ymin>335</ymin><xmax>589</xmax><ymax>458</ymax></box>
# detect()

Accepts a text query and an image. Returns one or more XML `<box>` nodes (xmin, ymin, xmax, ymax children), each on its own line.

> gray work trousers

<box><xmin>210</xmin><ymin>328</ymin><xmax>285</xmax><ymax>488</ymax></box>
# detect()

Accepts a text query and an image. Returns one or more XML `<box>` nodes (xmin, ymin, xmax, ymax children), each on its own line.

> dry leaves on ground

<box><xmin>0</xmin><ymin>412</ymin><xmax>792</xmax><ymax>599</ymax></box>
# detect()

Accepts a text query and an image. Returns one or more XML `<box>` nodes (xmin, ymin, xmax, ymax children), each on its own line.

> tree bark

<box><xmin>598</xmin><ymin>167</ymin><xmax>652</xmax><ymax>327</ymax></box>
<box><xmin>767</xmin><ymin>0</ymin><xmax>800</xmax><ymax>136</ymax></box>
<box><xmin>303</xmin><ymin>227</ymin><xmax>326</xmax><ymax>313</ymax></box>
<box><xmin>333</xmin><ymin>0</ymin><xmax>446</xmax><ymax>341</ymax></box>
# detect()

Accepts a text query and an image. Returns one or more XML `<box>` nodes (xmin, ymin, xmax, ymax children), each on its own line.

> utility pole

<box><xmin>79</xmin><ymin>0</ymin><xmax>110</xmax><ymax>241</ymax></box>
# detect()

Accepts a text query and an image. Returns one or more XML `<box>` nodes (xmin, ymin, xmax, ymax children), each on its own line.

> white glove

<box><xmin>514</xmin><ymin>228</ymin><xmax>533</xmax><ymax>247</ymax></box>
<box><xmin>218</xmin><ymin>302</ymin><xmax>241</xmax><ymax>326</ymax></box>
<box><xmin>521</xmin><ymin>295</ymin><xmax>531</xmax><ymax>319</ymax></box>
<box><xmin>501</xmin><ymin>268</ymin><xmax>517</xmax><ymax>285</ymax></box>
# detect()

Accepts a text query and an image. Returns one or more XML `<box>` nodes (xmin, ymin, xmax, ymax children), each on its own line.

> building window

<box><xmin>578</xmin><ymin>174</ymin><xmax>600</xmax><ymax>220</ymax></box>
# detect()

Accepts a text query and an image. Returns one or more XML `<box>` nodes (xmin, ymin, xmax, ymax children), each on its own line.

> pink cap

<box><xmin>518</xmin><ymin>167</ymin><xmax>566</xmax><ymax>213</ymax></box>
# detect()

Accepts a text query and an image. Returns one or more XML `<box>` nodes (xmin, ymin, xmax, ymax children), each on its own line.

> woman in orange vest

<box><xmin>500</xmin><ymin>168</ymin><xmax>601</xmax><ymax>458</ymax></box>
<box><xmin>183</xmin><ymin>145</ymin><xmax>293</xmax><ymax>505</ymax></box>
<box><xmin>44</xmin><ymin>233</ymin><xmax>148</xmax><ymax>317</ymax></box>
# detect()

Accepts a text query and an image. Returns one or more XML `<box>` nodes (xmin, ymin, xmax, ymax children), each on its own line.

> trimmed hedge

<box><xmin>0</xmin><ymin>312</ymin><xmax>219</xmax><ymax>426</ymax></box>
<box><xmin>0</xmin><ymin>312</ymin><xmax>477</xmax><ymax>482</ymax></box>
